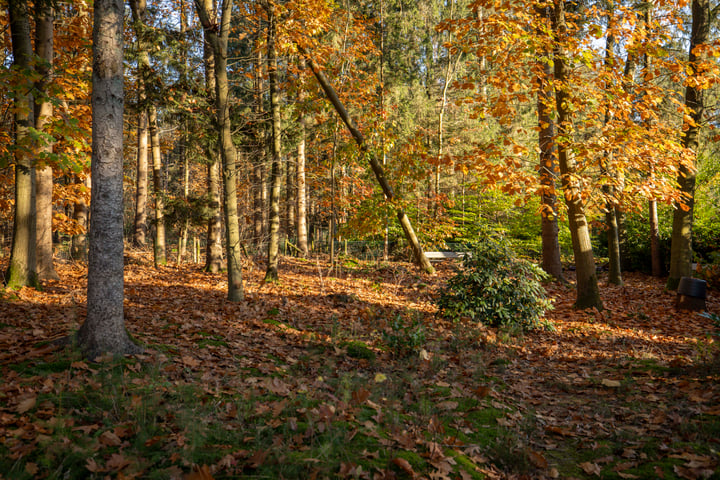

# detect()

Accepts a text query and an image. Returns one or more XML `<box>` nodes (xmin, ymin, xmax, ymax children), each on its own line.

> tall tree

<box><xmin>552</xmin><ymin>0</ymin><xmax>602</xmax><ymax>309</ymax></box>
<box><xmin>666</xmin><ymin>0</ymin><xmax>711</xmax><ymax>290</ymax></box>
<box><xmin>77</xmin><ymin>0</ymin><xmax>141</xmax><ymax>358</ymax></box>
<box><xmin>34</xmin><ymin>0</ymin><xmax>60</xmax><ymax>281</ymax></box>
<box><xmin>196</xmin><ymin>0</ymin><xmax>245</xmax><ymax>301</ymax></box>
<box><xmin>536</xmin><ymin>4</ymin><xmax>563</xmax><ymax>281</ymax></box>
<box><xmin>296</xmin><ymin>58</ymin><xmax>309</xmax><ymax>257</ymax></box>
<box><xmin>265</xmin><ymin>0</ymin><xmax>282</xmax><ymax>282</ymax></box>
<box><xmin>5</xmin><ymin>0</ymin><xmax>38</xmax><ymax>290</ymax></box>
<box><xmin>133</xmin><ymin>110</ymin><xmax>149</xmax><ymax>247</ymax></box>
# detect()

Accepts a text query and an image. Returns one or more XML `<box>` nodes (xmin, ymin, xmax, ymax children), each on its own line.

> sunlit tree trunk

<box><xmin>649</xmin><ymin>200</ymin><xmax>663</xmax><ymax>276</ymax></box>
<box><xmin>286</xmin><ymin>157</ymin><xmax>295</xmax><ymax>243</ymax></box>
<box><xmin>536</xmin><ymin>5</ymin><xmax>563</xmax><ymax>281</ymax></box>
<box><xmin>553</xmin><ymin>0</ymin><xmax>601</xmax><ymax>309</ymax></box>
<box><xmin>196</xmin><ymin>0</ymin><xmax>244</xmax><ymax>301</ymax></box>
<box><xmin>667</xmin><ymin>0</ymin><xmax>709</xmax><ymax>290</ymax></box>
<box><xmin>200</xmin><ymin>8</ymin><xmax>223</xmax><ymax>273</ymax></box>
<box><xmin>71</xmin><ymin>175</ymin><xmax>89</xmax><ymax>262</ymax></box>
<box><xmin>265</xmin><ymin>2</ymin><xmax>282</xmax><ymax>282</ymax></box>
<box><xmin>34</xmin><ymin>2</ymin><xmax>59</xmax><ymax>282</ymax></box>
<box><xmin>296</xmin><ymin>60</ymin><xmax>309</xmax><ymax>257</ymax></box>
<box><xmin>133</xmin><ymin>110</ymin><xmax>149</xmax><ymax>247</ymax></box>
<box><xmin>6</xmin><ymin>0</ymin><xmax>38</xmax><ymax>290</ymax></box>
<box><xmin>149</xmin><ymin>105</ymin><xmax>166</xmax><ymax>266</ymax></box>
<box><xmin>78</xmin><ymin>0</ymin><xmax>141</xmax><ymax>358</ymax></box>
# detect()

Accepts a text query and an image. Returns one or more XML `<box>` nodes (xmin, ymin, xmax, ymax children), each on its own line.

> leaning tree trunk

<box><xmin>77</xmin><ymin>0</ymin><xmax>142</xmax><ymax>358</ymax></box>
<box><xmin>265</xmin><ymin>3</ymin><xmax>282</xmax><ymax>282</ymax></box>
<box><xmin>34</xmin><ymin>2</ymin><xmax>59</xmax><ymax>281</ymax></box>
<box><xmin>6</xmin><ymin>0</ymin><xmax>38</xmax><ymax>290</ymax></box>
<box><xmin>553</xmin><ymin>0</ymin><xmax>602</xmax><ymax>309</ymax></box>
<box><xmin>300</xmin><ymin>49</ymin><xmax>435</xmax><ymax>274</ymax></box>
<box><xmin>667</xmin><ymin>0</ymin><xmax>709</xmax><ymax>290</ymax></box>
<box><xmin>196</xmin><ymin>0</ymin><xmax>244</xmax><ymax>301</ymax></box>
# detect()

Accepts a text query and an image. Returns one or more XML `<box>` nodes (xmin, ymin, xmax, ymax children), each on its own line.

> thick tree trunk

<box><xmin>667</xmin><ymin>0</ymin><xmax>709</xmax><ymax>290</ymax></box>
<box><xmin>265</xmin><ymin>4</ymin><xmax>282</xmax><ymax>282</ymax></box>
<box><xmin>301</xmin><ymin>49</ymin><xmax>435</xmax><ymax>274</ymax></box>
<box><xmin>133</xmin><ymin>110</ymin><xmax>149</xmax><ymax>247</ymax></box>
<box><xmin>553</xmin><ymin>0</ymin><xmax>602</xmax><ymax>309</ymax></box>
<box><xmin>78</xmin><ymin>0</ymin><xmax>141</xmax><ymax>358</ymax></box>
<box><xmin>149</xmin><ymin>105</ymin><xmax>166</xmax><ymax>266</ymax></box>
<box><xmin>34</xmin><ymin>2</ymin><xmax>59</xmax><ymax>282</ymax></box>
<box><xmin>6</xmin><ymin>0</ymin><xmax>38</xmax><ymax>290</ymax></box>
<box><xmin>196</xmin><ymin>0</ymin><xmax>244</xmax><ymax>301</ymax></box>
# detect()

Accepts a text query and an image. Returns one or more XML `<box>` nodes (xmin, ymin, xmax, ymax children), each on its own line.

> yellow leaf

<box><xmin>374</xmin><ymin>373</ymin><xmax>387</xmax><ymax>383</ymax></box>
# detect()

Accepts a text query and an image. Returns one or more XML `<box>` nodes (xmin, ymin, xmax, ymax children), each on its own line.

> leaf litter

<box><xmin>0</xmin><ymin>255</ymin><xmax>718</xmax><ymax>479</ymax></box>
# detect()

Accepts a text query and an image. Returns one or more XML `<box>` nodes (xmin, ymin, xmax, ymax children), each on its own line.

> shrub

<box><xmin>436</xmin><ymin>234</ymin><xmax>552</xmax><ymax>330</ymax></box>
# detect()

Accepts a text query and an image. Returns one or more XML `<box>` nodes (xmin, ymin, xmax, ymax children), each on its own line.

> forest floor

<box><xmin>0</xmin><ymin>251</ymin><xmax>719</xmax><ymax>480</ymax></box>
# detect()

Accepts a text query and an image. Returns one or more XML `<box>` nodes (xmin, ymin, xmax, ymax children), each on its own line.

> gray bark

<box><xmin>265</xmin><ymin>3</ymin><xmax>282</xmax><ymax>282</ymax></box>
<box><xmin>78</xmin><ymin>0</ymin><xmax>142</xmax><ymax>358</ymax></box>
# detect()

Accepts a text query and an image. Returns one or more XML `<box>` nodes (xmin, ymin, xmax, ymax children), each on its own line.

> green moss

<box><xmin>343</xmin><ymin>341</ymin><xmax>376</xmax><ymax>361</ymax></box>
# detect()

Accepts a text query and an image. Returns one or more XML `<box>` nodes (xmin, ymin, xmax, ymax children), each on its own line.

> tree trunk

<box><xmin>286</xmin><ymin>157</ymin><xmax>295</xmax><ymax>242</ymax></box>
<box><xmin>536</xmin><ymin>5</ymin><xmax>564</xmax><ymax>281</ymax></box>
<box><xmin>553</xmin><ymin>0</ymin><xmax>602</xmax><ymax>309</ymax></box>
<box><xmin>253</xmin><ymin>38</ymin><xmax>266</xmax><ymax>248</ymax></box>
<box><xmin>6</xmin><ymin>0</ymin><xmax>38</xmax><ymax>290</ymax></box>
<box><xmin>649</xmin><ymin>200</ymin><xmax>663</xmax><ymax>276</ymax></box>
<box><xmin>200</xmin><ymin>5</ymin><xmax>223</xmax><ymax>273</ymax></box>
<box><xmin>265</xmin><ymin>2</ymin><xmax>282</xmax><ymax>282</ymax></box>
<box><xmin>196</xmin><ymin>0</ymin><xmax>244</xmax><ymax>301</ymax></box>
<box><xmin>133</xmin><ymin>110</ymin><xmax>149</xmax><ymax>247</ymax></box>
<box><xmin>34</xmin><ymin>2</ymin><xmax>59</xmax><ymax>282</ymax></box>
<box><xmin>602</xmin><ymin>3</ymin><xmax>623</xmax><ymax>286</ymax></box>
<box><xmin>149</xmin><ymin>105</ymin><xmax>166</xmax><ymax>266</ymax></box>
<box><xmin>78</xmin><ymin>0</ymin><xmax>141</xmax><ymax>358</ymax></box>
<box><xmin>296</xmin><ymin>62</ymin><xmax>309</xmax><ymax>257</ymax></box>
<box><xmin>666</xmin><ymin>0</ymin><xmax>709</xmax><ymax>290</ymax></box>
<box><xmin>300</xmin><ymin>48</ymin><xmax>435</xmax><ymax>274</ymax></box>
<box><xmin>71</xmin><ymin>175</ymin><xmax>89</xmax><ymax>262</ymax></box>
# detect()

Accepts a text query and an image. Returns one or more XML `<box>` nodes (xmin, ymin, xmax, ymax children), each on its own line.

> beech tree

<box><xmin>5</xmin><ymin>0</ymin><xmax>38</xmax><ymax>290</ymax></box>
<box><xmin>77</xmin><ymin>0</ymin><xmax>141</xmax><ymax>358</ymax></box>
<box><xmin>667</xmin><ymin>0</ymin><xmax>712</xmax><ymax>290</ymax></box>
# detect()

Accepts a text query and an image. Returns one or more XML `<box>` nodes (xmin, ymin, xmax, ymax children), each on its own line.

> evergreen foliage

<box><xmin>436</xmin><ymin>232</ymin><xmax>552</xmax><ymax>331</ymax></box>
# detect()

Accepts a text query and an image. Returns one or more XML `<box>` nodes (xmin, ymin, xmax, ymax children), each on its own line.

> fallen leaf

<box><xmin>184</xmin><ymin>464</ymin><xmax>214</xmax><ymax>480</ymax></box>
<box><xmin>601</xmin><ymin>379</ymin><xmax>621</xmax><ymax>388</ymax></box>
<box><xmin>16</xmin><ymin>396</ymin><xmax>36</xmax><ymax>414</ymax></box>
<box><xmin>392</xmin><ymin>457</ymin><xmax>416</xmax><ymax>476</ymax></box>
<box><xmin>579</xmin><ymin>461</ymin><xmax>601</xmax><ymax>476</ymax></box>
<box><xmin>528</xmin><ymin>450</ymin><xmax>548</xmax><ymax>469</ymax></box>
<box><xmin>374</xmin><ymin>373</ymin><xmax>387</xmax><ymax>383</ymax></box>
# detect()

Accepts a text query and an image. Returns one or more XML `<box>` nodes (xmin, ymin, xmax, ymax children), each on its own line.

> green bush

<box><xmin>436</xmin><ymin>234</ymin><xmax>552</xmax><ymax>330</ymax></box>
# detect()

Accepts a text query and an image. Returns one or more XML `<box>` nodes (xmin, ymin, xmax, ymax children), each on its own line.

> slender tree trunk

<box><xmin>200</xmin><ymin>7</ymin><xmax>223</xmax><ymax>272</ymax></box>
<box><xmin>265</xmin><ymin>2</ymin><xmax>282</xmax><ymax>282</ymax></box>
<box><xmin>78</xmin><ymin>0</ymin><xmax>141</xmax><ymax>358</ymax></box>
<box><xmin>286</xmin><ymin>157</ymin><xmax>295</xmax><ymax>242</ymax></box>
<box><xmin>667</xmin><ymin>0</ymin><xmax>709</xmax><ymax>290</ymax></box>
<box><xmin>6</xmin><ymin>0</ymin><xmax>38</xmax><ymax>290</ymax></box>
<box><xmin>296</xmin><ymin>61</ymin><xmax>309</xmax><ymax>257</ymax></box>
<box><xmin>34</xmin><ymin>2</ymin><xmax>59</xmax><ymax>282</ymax></box>
<box><xmin>133</xmin><ymin>110</ymin><xmax>149</xmax><ymax>247</ymax></box>
<box><xmin>553</xmin><ymin>0</ymin><xmax>602</xmax><ymax>309</ymax></box>
<box><xmin>149</xmin><ymin>105</ymin><xmax>166</xmax><ymax>266</ymax></box>
<box><xmin>253</xmin><ymin>38</ymin><xmax>266</xmax><ymax>248</ymax></box>
<box><xmin>300</xmin><ymin>49</ymin><xmax>435</xmax><ymax>274</ymax></box>
<box><xmin>649</xmin><ymin>200</ymin><xmax>663</xmax><ymax>276</ymax></box>
<box><xmin>536</xmin><ymin>5</ymin><xmax>563</xmax><ymax>281</ymax></box>
<box><xmin>196</xmin><ymin>0</ymin><xmax>244</xmax><ymax>301</ymax></box>
<box><xmin>177</xmin><ymin>1</ymin><xmax>190</xmax><ymax>265</ymax></box>
<box><xmin>71</xmin><ymin>175</ymin><xmax>90</xmax><ymax>261</ymax></box>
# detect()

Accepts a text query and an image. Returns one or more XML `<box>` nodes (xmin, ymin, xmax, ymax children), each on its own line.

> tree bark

<box><xmin>133</xmin><ymin>110</ymin><xmax>149</xmax><ymax>247</ymax></box>
<box><xmin>536</xmin><ymin>5</ymin><xmax>564</xmax><ymax>281</ymax></box>
<box><xmin>200</xmin><ymin>3</ymin><xmax>223</xmax><ymax>273</ymax></box>
<box><xmin>196</xmin><ymin>0</ymin><xmax>244</xmax><ymax>301</ymax></box>
<box><xmin>6</xmin><ymin>0</ymin><xmax>38</xmax><ymax>290</ymax></box>
<box><xmin>265</xmin><ymin>2</ymin><xmax>282</xmax><ymax>282</ymax></box>
<box><xmin>649</xmin><ymin>200</ymin><xmax>663</xmax><ymax>276</ymax></box>
<box><xmin>71</xmin><ymin>175</ymin><xmax>89</xmax><ymax>262</ymax></box>
<box><xmin>296</xmin><ymin>62</ymin><xmax>309</xmax><ymax>257</ymax></box>
<box><xmin>300</xmin><ymin>48</ymin><xmax>435</xmax><ymax>274</ymax></box>
<box><xmin>149</xmin><ymin>105</ymin><xmax>166</xmax><ymax>266</ymax></box>
<box><xmin>666</xmin><ymin>0</ymin><xmax>709</xmax><ymax>290</ymax></box>
<box><xmin>78</xmin><ymin>0</ymin><xmax>141</xmax><ymax>358</ymax></box>
<box><xmin>34</xmin><ymin>2</ymin><xmax>59</xmax><ymax>282</ymax></box>
<box><xmin>553</xmin><ymin>0</ymin><xmax>602</xmax><ymax>309</ymax></box>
